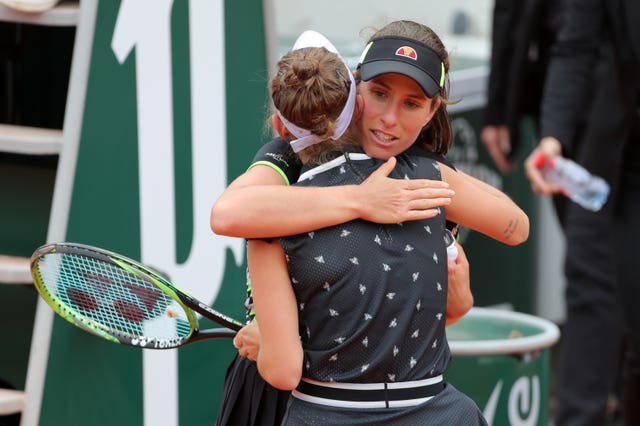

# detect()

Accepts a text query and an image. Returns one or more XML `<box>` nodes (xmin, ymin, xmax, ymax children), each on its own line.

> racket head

<box><xmin>31</xmin><ymin>242</ymin><xmax>199</xmax><ymax>349</ymax></box>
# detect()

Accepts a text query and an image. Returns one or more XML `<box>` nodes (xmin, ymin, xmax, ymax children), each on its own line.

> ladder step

<box><xmin>0</xmin><ymin>388</ymin><xmax>25</xmax><ymax>415</ymax></box>
<box><xmin>0</xmin><ymin>124</ymin><xmax>62</xmax><ymax>155</ymax></box>
<box><xmin>0</xmin><ymin>255</ymin><xmax>32</xmax><ymax>284</ymax></box>
<box><xmin>0</xmin><ymin>0</ymin><xmax>79</xmax><ymax>26</ymax></box>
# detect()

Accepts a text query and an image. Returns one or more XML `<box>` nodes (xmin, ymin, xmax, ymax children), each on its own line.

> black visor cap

<box><xmin>357</xmin><ymin>36</ymin><xmax>444</xmax><ymax>98</ymax></box>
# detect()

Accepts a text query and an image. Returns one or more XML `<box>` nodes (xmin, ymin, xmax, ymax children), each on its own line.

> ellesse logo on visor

<box><xmin>395</xmin><ymin>46</ymin><xmax>417</xmax><ymax>60</ymax></box>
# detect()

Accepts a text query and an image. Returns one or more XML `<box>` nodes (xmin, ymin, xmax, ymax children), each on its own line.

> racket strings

<box><xmin>36</xmin><ymin>253</ymin><xmax>193</xmax><ymax>342</ymax></box>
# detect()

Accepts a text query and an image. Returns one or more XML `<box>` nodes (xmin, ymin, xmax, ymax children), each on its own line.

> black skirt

<box><xmin>216</xmin><ymin>354</ymin><xmax>291</xmax><ymax>426</ymax></box>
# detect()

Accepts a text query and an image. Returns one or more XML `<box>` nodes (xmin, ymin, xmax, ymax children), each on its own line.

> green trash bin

<box><xmin>445</xmin><ymin>307</ymin><xmax>560</xmax><ymax>426</ymax></box>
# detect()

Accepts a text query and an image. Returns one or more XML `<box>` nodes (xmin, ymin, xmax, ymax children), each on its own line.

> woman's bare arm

<box><xmin>441</xmin><ymin>164</ymin><xmax>529</xmax><ymax>246</ymax></box>
<box><xmin>211</xmin><ymin>157</ymin><xmax>453</xmax><ymax>238</ymax></box>
<box><xmin>248</xmin><ymin>239</ymin><xmax>303</xmax><ymax>390</ymax></box>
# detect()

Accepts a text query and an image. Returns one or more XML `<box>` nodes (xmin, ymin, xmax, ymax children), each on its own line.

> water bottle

<box><xmin>534</xmin><ymin>154</ymin><xmax>610</xmax><ymax>212</ymax></box>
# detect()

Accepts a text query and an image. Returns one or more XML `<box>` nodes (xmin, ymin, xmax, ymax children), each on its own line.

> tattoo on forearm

<box><xmin>504</xmin><ymin>218</ymin><xmax>519</xmax><ymax>239</ymax></box>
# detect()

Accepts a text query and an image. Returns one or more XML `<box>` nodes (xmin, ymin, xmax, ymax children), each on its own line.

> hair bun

<box><xmin>292</xmin><ymin>59</ymin><xmax>319</xmax><ymax>81</ymax></box>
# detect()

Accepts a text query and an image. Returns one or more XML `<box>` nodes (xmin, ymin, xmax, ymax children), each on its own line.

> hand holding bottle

<box><xmin>524</xmin><ymin>137</ymin><xmax>564</xmax><ymax>195</ymax></box>
<box><xmin>525</xmin><ymin>137</ymin><xmax>609</xmax><ymax>211</ymax></box>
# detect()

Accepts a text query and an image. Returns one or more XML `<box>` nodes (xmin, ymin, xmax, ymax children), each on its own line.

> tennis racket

<box><xmin>30</xmin><ymin>242</ymin><xmax>244</xmax><ymax>349</ymax></box>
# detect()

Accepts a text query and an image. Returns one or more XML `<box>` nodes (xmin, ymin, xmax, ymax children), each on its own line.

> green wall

<box><xmin>37</xmin><ymin>1</ymin><xmax>271</xmax><ymax>424</ymax></box>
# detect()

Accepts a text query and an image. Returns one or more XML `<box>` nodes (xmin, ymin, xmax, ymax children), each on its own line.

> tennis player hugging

<box><xmin>245</xmin><ymin>21</ymin><xmax>527</xmax><ymax>426</ymax></box>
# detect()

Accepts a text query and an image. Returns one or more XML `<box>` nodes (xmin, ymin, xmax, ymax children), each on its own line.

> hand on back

<box><xmin>357</xmin><ymin>157</ymin><xmax>454</xmax><ymax>224</ymax></box>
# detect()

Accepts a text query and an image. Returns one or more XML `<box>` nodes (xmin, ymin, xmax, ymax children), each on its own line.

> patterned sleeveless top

<box><xmin>280</xmin><ymin>151</ymin><xmax>451</xmax><ymax>383</ymax></box>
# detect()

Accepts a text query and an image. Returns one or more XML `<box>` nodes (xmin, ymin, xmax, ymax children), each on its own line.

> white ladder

<box><xmin>0</xmin><ymin>1</ymin><xmax>93</xmax><ymax>422</ymax></box>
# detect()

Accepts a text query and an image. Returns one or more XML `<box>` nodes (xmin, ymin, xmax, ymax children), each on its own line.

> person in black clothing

<box><xmin>481</xmin><ymin>0</ymin><xmax>566</xmax><ymax>173</ymax></box>
<box><xmin>524</xmin><ymin>1</ymin><xmax>640</xmax><ymax>425</ymax></box>
<box><xmin>483</xmin><ymin>1</ymin><xmax>626</xmax><ymax>424</ymax></box>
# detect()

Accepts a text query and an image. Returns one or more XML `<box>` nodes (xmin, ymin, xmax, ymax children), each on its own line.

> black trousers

<box><xmin>553</xmin><ymin>195</ymin><xmax>624</xmax><ymax>426</ymax></box>
<box><xmin>613</xmin><ymin>140</ymin><xmax>640</xmax><ymax>426</ymax></box>
<box><xmin>552</xmin><ymin>46</ymin><xmax>637</xmax><ymax>425</ymax></box>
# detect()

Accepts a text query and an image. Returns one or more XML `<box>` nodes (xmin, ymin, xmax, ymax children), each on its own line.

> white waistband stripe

<box><xmin>292</xmin><ymin>390</ymin><xmax>435</xmax><ymax>408</ymax></box>
<box><xmin>300</xmin><ymin>374</ymin><xmax>443</xmax><ymax>390</ymax></box>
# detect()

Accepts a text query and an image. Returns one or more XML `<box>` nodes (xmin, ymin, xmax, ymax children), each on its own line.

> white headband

<box><xmin>275</xmin><ymin>30</ymin><xmax>357</xmax><ymax>153</ymax></box>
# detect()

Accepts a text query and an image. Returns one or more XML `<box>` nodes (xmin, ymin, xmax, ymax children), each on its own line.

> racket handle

<box><xmin>194</xmin><ymin>327</ymin><xmax>237</xmax><ymax>342</ymax></box>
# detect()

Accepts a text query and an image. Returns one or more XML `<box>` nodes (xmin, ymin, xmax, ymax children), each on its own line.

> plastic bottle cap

<box><xmin>447</xmin><ymin>244</ymin><xmax>459</xmax><ymax>262</ymax></box>
<box><xmin>533</xmin><ymin>153</ymin><xmax>547</xmax><ymax>169</ymax></box>
<box><xmin>444</xmin><ymin>229</ymin><xmax>458</xmax><ymax>262</ymax></box>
